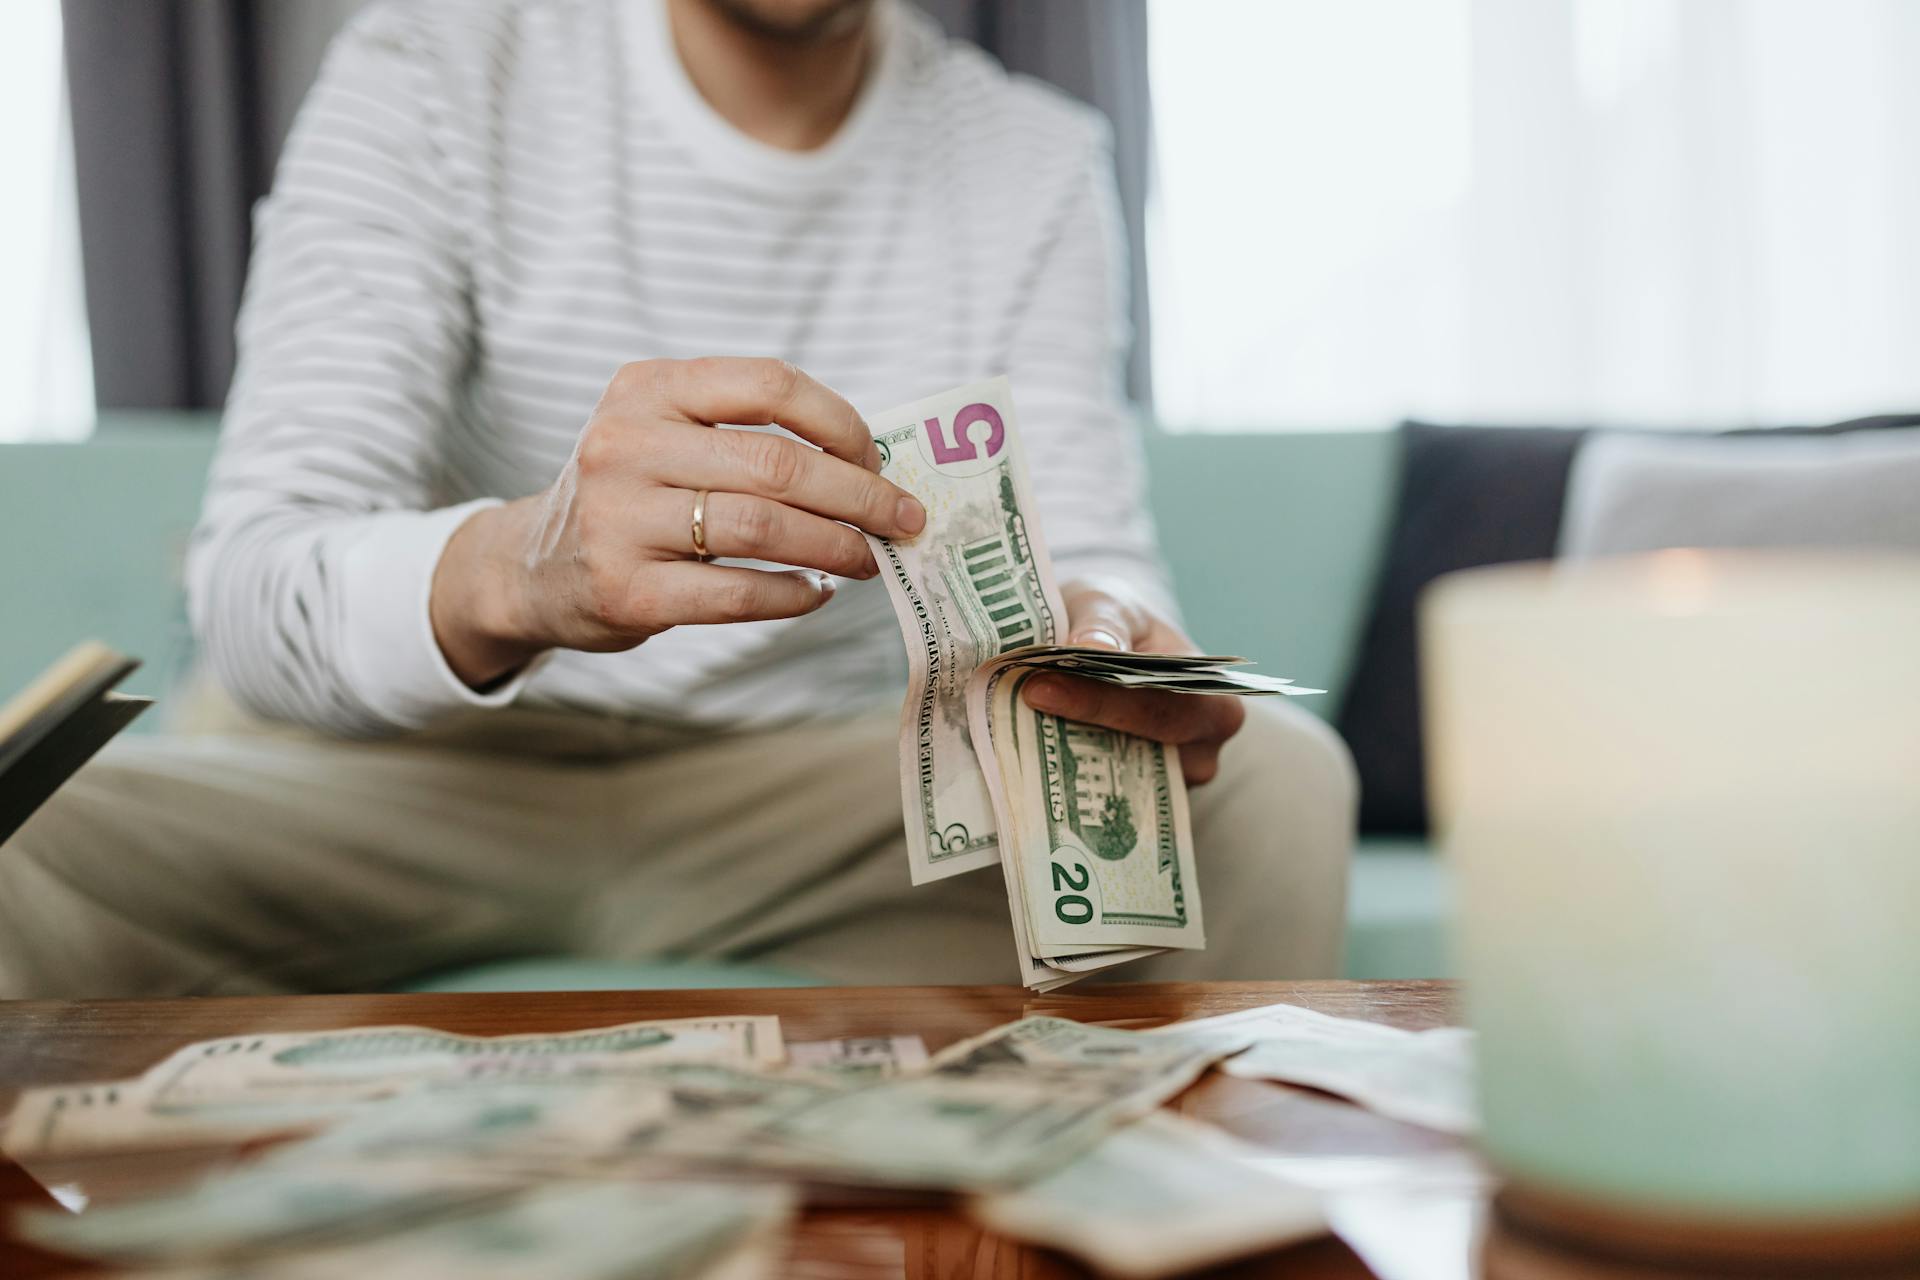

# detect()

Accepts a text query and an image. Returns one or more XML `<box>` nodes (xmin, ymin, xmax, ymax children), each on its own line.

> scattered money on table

<box><xmin>274</xmin><ymin>1016</ymin><xmax>1254</xmax><ymax>1191</ymax></box>
<box><xmin>0</xmin><ymin>1015</ymin><xmax>785</xmax><ymax>1159</ymax></box>
<box><xmin>971</xmin><ymin>1111</ymin><xmax>1328</xmax><ymax>1279</ymax></box>
<box><xmin>22</xmin><ymin>1176</ymin><xmax>795</xmax><ymax>1280</ymax></box>
<box><xmin>864</xmin><ymin>377</ymin><xmax>1322</xmax><ymax>986</ymax></box>
<box><xmin>4</xmin><ymin>1000</ymin><xmax>1482</xmax><ymax>1277</ymax></box>
<box><xmin>15</xmin><ymin>1163</ymin><xmax>530</xmax><ymax>1263</ymax></box>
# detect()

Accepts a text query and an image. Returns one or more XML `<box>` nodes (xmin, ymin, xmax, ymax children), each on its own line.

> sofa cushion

<box><xmin>1143</xmin><ymin>427</ymin><xmax>1398</xmax><ymax>708</ymax></box>
<box><xmin>0</xmin><ymin>420</ymin><xmax>217</xmax><ymax>714</ymax></box>
<box><xmin>1343</xmin><ymin>837</ymin><xmax>1452</xmax><ymax>979</ymax></box>
<box><xmin>1561</xmin><ymin>422</ymin><xmax>1920</xmax><ymax>557</ymax></box>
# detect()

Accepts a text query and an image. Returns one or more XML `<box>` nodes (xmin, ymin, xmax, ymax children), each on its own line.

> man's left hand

<box><xmin>1020</xmin><ymin>578</ymin><xmax>1247</xmax><ymax>785</ymax></box>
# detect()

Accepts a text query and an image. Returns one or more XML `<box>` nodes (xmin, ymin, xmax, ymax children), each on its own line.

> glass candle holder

<box><xmin>1421</xmin><ymin>553</ymin><xmax>1920</xmax><ymax>1257</ymax></box>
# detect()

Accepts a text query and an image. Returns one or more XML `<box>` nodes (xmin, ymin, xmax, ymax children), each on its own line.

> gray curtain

<box><xmin>915</xmin><ymin>0</ymin><xmax>1155</xmax><ymax>406</ymax></box>
<box><xmin>60</xmin><ymin>0</ymin><xmax>360</xmax><ymax>410</ymax></box>
<box><xmin>63</xmin><ymin>0</ymin><xmax>1151</xmax><ymax>409</ymax></box>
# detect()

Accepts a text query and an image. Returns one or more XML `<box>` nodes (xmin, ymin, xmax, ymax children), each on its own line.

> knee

<box><xmin>5</xmin><ymin>746</ymin><xmax>155</xmax><ymax>865</ymax></box>
<box><xmin>1211</xmin><ymin>700</ymin><xmax>1359</xmax><ymax>831</ymax></box>
<box><xmin>1148</xmin><ymin>703</ymin><xmax>1356</xmax><ymax>980</ymax></box>
<box><xmin>1190</xmin><ymin>700</ymin><xmax>1359</xmax><ymax>910</ymax></box>
<box><xmin>0</xmin><ymin>795</ymin><xmax>91</xmax><ymax>998</ymax></box>
<box><xmin>0</xmin><ymin>749</ymin><xmax>183</xmax><ymax>998</ymax></box>
<box><xmin>3</xmin><ymin>764</ymin><xmax>115</xmax><ymax>878</ymax></box>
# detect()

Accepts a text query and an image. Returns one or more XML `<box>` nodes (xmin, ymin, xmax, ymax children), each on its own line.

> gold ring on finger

<box><xmin>690</xmin><ymin>488</ymin><xmax>712</xmax><ymax>561</ymax></box>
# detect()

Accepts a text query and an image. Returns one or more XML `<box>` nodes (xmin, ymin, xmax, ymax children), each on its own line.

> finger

<box><xmin>1021</xmin><ymin>675</ymin><xmax>1236</xmax><ymax>745</ymax></box>
<box><xmin>639</xmin><ymin>562</ymin><xmax>838</xmax><ymax>627</ymax></box>
<box><xmin>644</xmin><ymin>489</ymin><xmax>877</xmax><ymax>579</ymax></box>
<box><xmin>647</xmin><ymin>422</ymin><xmax>924</xmax><ymax>539</ymax></box>
<box><xmin>1179</xmin><ymin>741</ymin><xmax>1222</xmax><ymax>786</ymax></box>
<box><xmin>619</xmin><ymin>357</ymin><xmax>884</xmax><ymax>471</ymax></box>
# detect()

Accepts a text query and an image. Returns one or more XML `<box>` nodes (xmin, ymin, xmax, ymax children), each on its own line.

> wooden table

<box><xmin>0</xmin><ymin>979</ymin><xmax>1463</xmax><ymax>1278</ymax></box>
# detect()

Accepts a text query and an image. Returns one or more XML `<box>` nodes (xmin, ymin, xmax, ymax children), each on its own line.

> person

<box><xmin>0</xmin><ymin>0</ymin><xmax>1355</xmax><ymax>998</ymax></box>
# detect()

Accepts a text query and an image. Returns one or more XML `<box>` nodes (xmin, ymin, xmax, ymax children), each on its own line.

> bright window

<box><xmin>1149</xmin><ymin>0</ymin><xmax>1920</xmax><ymax>431</ymax></box>
<box><xmin>0</xmin><ymin>0</ymin><xmax>93</xmax><ymax>442</ymax></box>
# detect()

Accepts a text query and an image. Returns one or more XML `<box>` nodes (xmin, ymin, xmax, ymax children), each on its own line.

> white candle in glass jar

<box><xmin>1421</xmin><ymin>552</ymin><xmax>1920</xmax><ymax>1221</ymax></box>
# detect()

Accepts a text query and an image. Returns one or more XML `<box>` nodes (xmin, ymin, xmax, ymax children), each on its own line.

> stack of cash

<box><xmin>864</xmin><ymin>377</ymin><xmax>1321</xmax><ymax>987</ymax></box>
<box><xmin>3</xmin><ymin>1001</ymin><xmax>1475</xmax><ymax>1277</ymax></box>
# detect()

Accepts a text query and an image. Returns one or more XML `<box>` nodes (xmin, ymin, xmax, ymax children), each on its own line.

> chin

<box><xmin>701</xmin><ymin>0</ymin><xmax>875</xmax><ymax>43</ymax></box>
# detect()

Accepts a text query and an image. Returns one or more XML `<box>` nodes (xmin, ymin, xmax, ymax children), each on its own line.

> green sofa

<box><xmin>0</xmin><ymin>414</ymin><xmax>1450</xmax><ymax>985</ymax></box>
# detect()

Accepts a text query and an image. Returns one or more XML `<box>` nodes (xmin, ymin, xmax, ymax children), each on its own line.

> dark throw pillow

<box><xmin>1335</xmin><ymin>421</ymin><xmax>1588</xmax><ymax>835</ymax></box>
<box><xmin>1336</xmin><ymin>411</ymin><xmax>1920</xmax><ymax>836</ymax></box>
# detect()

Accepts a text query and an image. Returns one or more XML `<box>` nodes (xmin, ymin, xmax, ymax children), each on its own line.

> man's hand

<box><xmin>1021</xmin><ymin>577</ymin><xmax>1247</xmax><ymax>785</ymax></box>
<box><xmin>430</xmin><ymin>357</ymin><xmax>926</xmax><ymax>687</ymax></box>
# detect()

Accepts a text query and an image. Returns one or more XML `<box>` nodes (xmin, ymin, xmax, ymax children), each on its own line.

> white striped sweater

<box><xmin>187</xmin><ymin>0</ymin><xmax>1167</xmax><ymax>735</ymax></box>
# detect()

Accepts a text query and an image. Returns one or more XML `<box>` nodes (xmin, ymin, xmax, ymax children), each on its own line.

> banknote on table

<box><xmin>785</xmin><ymin>1035</ymin><xmax>928</xmax><ymax>1078</ymax></box>
<box><xmin>261</xmin><ymin>1064</ymin><xmax>854</xmax><ymax>1186</ymax></box>
<box><xmin>20</xmin><ymin>1176</ymin><xmax>795</xmax><ymax>1280</ymax></box>
<box><xmin>137</xmin><ymin>1014</ymin><xmax>788</xmax><ymax>1097</ymax></box>
<box><xmin>1155</xmin><ymin>1001</ymin><xmax>1479</xmax><ymax>1135</ymax></box>
<box><xmin>277</xmin><ymin>1077</ymin><xmax>692</xmax><ymax>1175</ymax></box>
<box><xmin>971</xmin><ymin>1110</ymin><xmax>1328</xmax><ymax>1279</ymax></box>
<box><xmin>0</xmin><ymin>1015</ymin><xmax>785</xmax><ymax>1159</ymax></box>
<box><xmin>13</xmin><ymin>1162</ymin><xmax>523</xmax><ymax>1263</ymax></box>
<box><xmin>755</xmin><ymin>1015</ymin><xmax>1254</xmax><ymax>1188</ymax></box>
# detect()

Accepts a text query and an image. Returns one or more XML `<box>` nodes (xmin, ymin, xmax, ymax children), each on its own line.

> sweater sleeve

<box><xmin>1006</xmin><ymin>115</ymin><xmax>1179</xmax><ymax>626</ymax></box>
<box><xmin>185</xmin><ymin>5</ymin><xmax>536</xmax><ymax>736</ymax></box>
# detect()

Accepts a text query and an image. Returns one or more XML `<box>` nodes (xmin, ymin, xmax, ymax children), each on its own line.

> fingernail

<box><xmin>1075</xmin><ymin>629</ymin><xmax>1123</xmax><ymax>651</ymax></box>
<box><xmin>812</xmin><ymin>571</ymin><xmax>836</xmax><ymax>598</ymax></box>
<box><xmin>1025</xmin><ymin>677</ymin><xmax>1069</xmax><ymax>712</ymax></box>
<box><xmin>896</xmin><ymin>496</ymin><xmax>926</xmax><ymax>535</ymax></box>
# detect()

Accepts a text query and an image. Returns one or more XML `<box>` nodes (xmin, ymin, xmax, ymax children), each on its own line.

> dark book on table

<box><xmin>0</xmin><ymin>643</ymin><xmax>150</xmax><ymax>844</ymax></box>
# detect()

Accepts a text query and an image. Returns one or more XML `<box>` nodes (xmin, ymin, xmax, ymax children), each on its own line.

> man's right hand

<box><xmin>430</xmin><ymin>357</ymin><xmax>926</xmax><ymax>689</ymax></box>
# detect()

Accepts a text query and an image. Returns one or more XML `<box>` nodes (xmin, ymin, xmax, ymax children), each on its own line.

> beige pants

<box><xmin>0</xmin><ymin>700</ymin><xmax>1355</xmax><ymax>999</ymax></box>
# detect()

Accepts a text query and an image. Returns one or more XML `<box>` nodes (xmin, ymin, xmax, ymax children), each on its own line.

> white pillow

<box><xmin>1558</xmin><ymin>429</ymin><xmax>1920</xmax><ymax>559</ymax></box>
